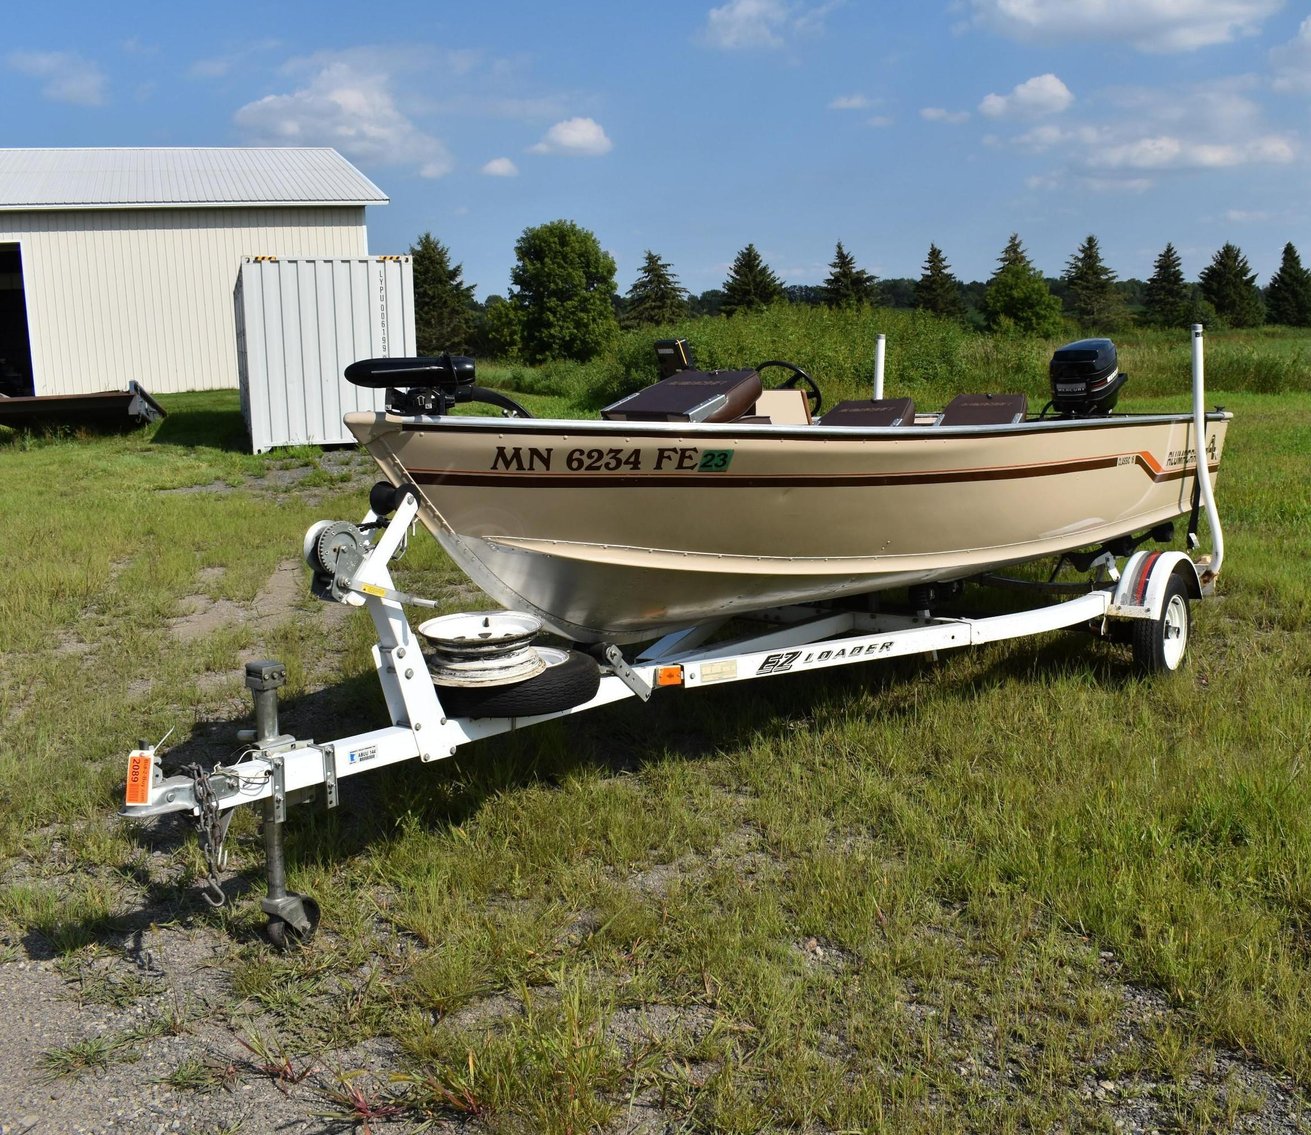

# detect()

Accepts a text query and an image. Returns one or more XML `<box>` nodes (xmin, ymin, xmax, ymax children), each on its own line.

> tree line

<box><xmin>409</xmin><ymin>223</ymin><xmax>1311</xmax><ymax>365</ymax></box>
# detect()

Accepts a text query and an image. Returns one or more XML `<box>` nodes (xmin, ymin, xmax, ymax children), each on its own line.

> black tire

<box><xmin>436</xmin><ymin>649</ymin><xmax>601</xmax><ymax>718</ymax></box>
<box><xmin>1131</xmin><ymin>571</ymin><xmax>1191</xmax><ymax>674</ymax></box>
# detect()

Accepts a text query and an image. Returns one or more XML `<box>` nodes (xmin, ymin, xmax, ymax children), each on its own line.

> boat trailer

<box><xmin>122</xmin><ymin>486</ymin><xmax>1218</xmax><ymax>946</ymax></box>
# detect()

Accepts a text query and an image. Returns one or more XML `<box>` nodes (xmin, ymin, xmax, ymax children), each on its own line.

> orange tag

<box><xmin>125</xmin><ymin>751</ymin><xmax>153</xmax><ymax>806</ymax></box>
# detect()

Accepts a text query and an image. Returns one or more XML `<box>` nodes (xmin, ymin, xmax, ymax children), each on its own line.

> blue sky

<box><xmin>4</xmin><ymin>1</ymin><xmax>1309</xmax><ymax>299</ymax></box>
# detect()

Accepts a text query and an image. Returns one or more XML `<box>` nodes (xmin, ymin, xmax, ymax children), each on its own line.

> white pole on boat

<box><xmin>874</xmin><ymin>333</ymin><xmax>886</xmax><ymax>400</ymax></box>
<box><xmin>1191</xmin><ymin>323</ymin><xmax>1224</xmax><ymax>584</ymax></box>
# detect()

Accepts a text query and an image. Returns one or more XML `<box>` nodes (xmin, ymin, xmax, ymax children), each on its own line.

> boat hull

<box><xmin>345</xmin><ymin>412</ymin><xmax>1229</xmax><ymax>643</ymax></box>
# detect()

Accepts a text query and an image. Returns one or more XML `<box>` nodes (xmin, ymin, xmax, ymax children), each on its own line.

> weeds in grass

<box><xmin>235</xmin><ymin>1029</ymin><xmax>316</xmax><ymax>1092</ymax></box>
<box><xmin>162</xmin><ymin>1055</ymin><xmax>238</xmax><ymax>1094</ymax></box>
<box><xmin>316</xmin><ymin>1072</ymin><xmax>408</xmax><ymax>1133</ymax></box>
<box><xmin>40</xmin><ymin>1034</ymin><xmax>127</xmax><ymax>1080</ymax></box>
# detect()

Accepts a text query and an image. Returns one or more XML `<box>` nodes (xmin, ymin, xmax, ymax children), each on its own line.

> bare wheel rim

<box><xmin>1162</xmin><ymin>592</ymin><xmax>1189</xmax><ymax>669</ymax></box>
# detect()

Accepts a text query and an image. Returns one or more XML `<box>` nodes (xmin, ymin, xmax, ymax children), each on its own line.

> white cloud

<box><xmin>829</xmin><ymin>93</ymin><xmax>870</xmax><ymax>110</ymax></box>
<box><xmin>6</xmin><ymin>51</ymin><xmax>106</xmax><ymax>106</ymax></box>
<box><xmin>529</xmin><ymin>117</ymin><xmax>613</xmax><ymax>156</ymax></box>
<box><xmin>1100</xmin><ymin>133</ymin><xmax>1293</xmax><ymax>169</ymax></box>
<box><xmin>1226</xmin><ymin>208</ymin><xmax>1272</xmax><ymax>222</ymax></box>
<box><xmin>700</xmin><ymin>0</ymin><xmax>833</xmax><ymax>50</ymax></box>
<box><xmin>921</xmin><ymin>107</ymin><xmax>970</xmax><ymax>124</ymax></box>
<box><xmin>979</xmin><ymin>73</ymin><xmax>1073</xmax><ymax>118</ymax></box>
<box><xmin>868</xmin><ymin>114</ymin><xmax>894</xmax><ymax>127</ymax></box>
<box><xmin>481</xmin><ymin>157</ymin><xmax>519</xmax><ymax>176</ymax></box>
<box><xmin>233</xmin><ymin>51</ymin><xmax>453</xmax><ymax>178</ymax></box>
<box><xmin>1271</xmin><ymin>17</ymin><xmax>1311</xmax><ymax>92</ymax></box>
<box><xmin>967</xmin><ymin>0</ymin><xmax>1282</xmax><ymax>53</ymax></box>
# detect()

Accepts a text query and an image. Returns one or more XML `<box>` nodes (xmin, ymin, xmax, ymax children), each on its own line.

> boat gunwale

<box><xmin>350</xmin><ymin>408</ymin><xmax>1232</xmax><ymax>443</ymax></box>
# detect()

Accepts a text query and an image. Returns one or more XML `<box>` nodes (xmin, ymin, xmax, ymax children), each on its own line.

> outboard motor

<box><xmin>1048</xmin><ymin>338</ymin><xmax>1126</xmax><ymax>417</ymax></box>
<box><xmin>343</xmin><ymin>354</ymin><xmax>531</xmax><ymax>418</ymax></box>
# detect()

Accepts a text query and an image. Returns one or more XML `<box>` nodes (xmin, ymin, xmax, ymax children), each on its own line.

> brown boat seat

<box><xmin>819</xmin><ymin>397</ymin><xmax>916</xmax><ymax>427</ymax></box>
<box><xmin>937</xmin><ymin>392</ymin><xmax>1028</xmax><ymax>426</ymax></box>
<box><xmin>600</xmin><ymin>368</ymin><xmax>763</xmax><ymax>423</ymax></box>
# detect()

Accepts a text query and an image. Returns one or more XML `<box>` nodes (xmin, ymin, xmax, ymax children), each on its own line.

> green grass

<box><xmin>1</xmin><ymin>334</ymin><xmax>1309</xmax><ymax>1129</ymax></box>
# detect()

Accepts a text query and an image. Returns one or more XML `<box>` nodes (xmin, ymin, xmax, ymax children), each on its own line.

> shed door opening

<box><xmin>0</xmin><ymin>244</ymin><xmax>34</xmax><ymax>397</ymax></box>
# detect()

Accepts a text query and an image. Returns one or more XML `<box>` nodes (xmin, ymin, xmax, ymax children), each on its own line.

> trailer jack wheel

<box><xmin>1132</xmin><ymin>572</ymin><xmax>1191</xmax><ymax>674</ymax></box>
<box><xmin>263</xmin><ymin>894</ymin><xmax>320</xmax><ymax>949</ymax></box>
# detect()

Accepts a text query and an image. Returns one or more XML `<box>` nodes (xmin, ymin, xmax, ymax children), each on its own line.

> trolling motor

<box><xmin>1048</xmin><ymin>338</ymin><xmax>1127</xmax><ymax>418</ymax></box>
<box><xmin>344</xmin><ymin>353</ymin><xmax>531</xmax><ymax>417</ymax></box>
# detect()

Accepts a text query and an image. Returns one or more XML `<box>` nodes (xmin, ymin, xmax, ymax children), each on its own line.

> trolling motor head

<box><xmin>344</xmin><ymin>354</ymin><xmax>476</xmax><ymax>415</ymax></box>
<box><xmin>1049</xmin><ymin>338</ymin><xmax>1127</xmax><ymax>417</ymax></box>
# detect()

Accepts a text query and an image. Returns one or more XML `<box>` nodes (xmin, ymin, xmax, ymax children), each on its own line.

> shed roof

<box><xmin>0</xmin><ymin>147</ymin><xmax>388</xmax><ymax>211</ymax></box>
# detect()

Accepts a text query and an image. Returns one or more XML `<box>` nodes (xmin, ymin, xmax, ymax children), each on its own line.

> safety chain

<box><xmin>184</xmin><ymin>764</ymin><xmax>235</xmax><ymax>908</ymax></box>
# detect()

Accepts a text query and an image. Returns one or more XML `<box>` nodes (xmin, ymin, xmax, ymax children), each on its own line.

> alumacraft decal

<box><xmin>756</xmin><ymin>640</ymin><xmax>895</xmax><ymax>675</ymax></box>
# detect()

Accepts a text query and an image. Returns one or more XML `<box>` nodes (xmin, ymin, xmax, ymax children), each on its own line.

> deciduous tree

<box><xmin>1265</xmin><ymin>242</ymin><xmax>1311</xmax><ymax>327</ymax></box>
<box><xmin>983</xmin><ymin>233</ymin><xmax>1063</xmax><ymax>336</ymax></box>
<box><xmin>721</xmin><ymin>244</ymin><xmax>784</xmax><ymax>316</ymax></box>
<box><xmin>1199</xmin><ymin>242</ymin><xmax>1264</xmax><ymax>328</ymax></box>
<box><xmin>822</xmin><ymin>242</ymin><xmax>878</xmax><ymax>308</ymax></box>
<box><xmin>914</xmin><ymin>243</ymin><xmax>964</xmax><ymax>318</ymax></box>
<box><xmin>624</xmin><ymin>250</ymin><xmax>689</xmax><ymax>327</ymax></box>
<box><xmin>509</xmin><ymin>219</ymin><xmax>620</xmax><ymax>362</ymax></box>
<box><xmin>410</xmin><ymin>232</ymin><xmax>476</xmax><ymax>354</ymax></box>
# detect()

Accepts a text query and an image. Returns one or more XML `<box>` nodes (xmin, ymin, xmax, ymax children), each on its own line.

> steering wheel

<box><xmin>756</xmin><ymin>360</ymin><xmax>822</xmax><ymax>415</ymax></box>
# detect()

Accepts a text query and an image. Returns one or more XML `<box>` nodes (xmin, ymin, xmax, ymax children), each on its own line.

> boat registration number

<box><xmin>492</xmin><ymin>446</ymin><xmax>735</xmax><ymax>473</ymax></box>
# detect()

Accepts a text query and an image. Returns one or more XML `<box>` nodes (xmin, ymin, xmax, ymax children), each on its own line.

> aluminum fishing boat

<box><xmin>342</xmin><ymin>333</ymin><xmax>1229</xmax><ymax>644</ymax></box>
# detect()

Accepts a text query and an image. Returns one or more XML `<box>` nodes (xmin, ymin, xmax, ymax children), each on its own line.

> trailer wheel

<box><xmin>265</xmin><ymin>896</ymin><xmax>320</xmax><ymax>950</ymax></box>
<box><xmin>1131</xmin><ymin>572</ymin><xmax>1191</xmax><ymax>674</ymax></box>
<box><xmin>436</xmin><ymin>648</ymin><xmax>601</xmax><ymax>718</ymax></box>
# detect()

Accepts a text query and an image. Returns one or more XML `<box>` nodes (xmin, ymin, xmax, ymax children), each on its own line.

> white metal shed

<box><xmin>0</xmin><ymin>148</ymin><xmax>388</xmax><ymax>397</ymax></box>
<box><xmin>235</xmin><ymin>257</ymin><xmax>416</xmax><ymax>453</ymax></box>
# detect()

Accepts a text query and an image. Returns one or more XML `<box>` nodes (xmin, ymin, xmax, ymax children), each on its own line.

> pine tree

<box><xmin>821</xmin><ymin>241</ymin><xmax>878</xmax><ymax>308</ymax></box>
<box><xmin>1265</xmin><ymin>242</ymin><xmax>1311</xmax><ymax>327</ymax></box>
<box><xmin>623</xmin><ymin>251</ymin><xmax>689</xmax><ymax>327</ymax></box>
<box><xmin>409</xmin><ymin>232</ymin><xmax>476</xmax><ymax>354</ymax></box>
<box><xmin>914</xmin><ymin>243</ymin><xmax>964</xmax><ymax>318</ymax></box>
<box><xmin>721</xmin><ymin>244</ymin><xmax>784</xmax><ymax>316</ymax></box>
<box><xmin>983</xmin><ymin>233</ymin><xmax>1063</xmax><ymax>336</ymax></box>
<box><xmin>1143</xmin><ymin>243</ymin><xmax>1192</xmax><ymax>328</ymax></box>
<box><xmin>1199</xmin><ymin>243</ymin><xmax>1264</xmax><ymax>328</ymax></box>
<box><xmin>1062</xmin><ymin>234</ymin><xmax>1125</xmax><ymax>329</ymax></box>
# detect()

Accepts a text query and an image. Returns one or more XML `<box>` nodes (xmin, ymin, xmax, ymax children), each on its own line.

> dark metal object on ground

<box><xmin>0</xmin><ymin>381</ymin><xmax>165</xmax><ymax>430</ymax></box>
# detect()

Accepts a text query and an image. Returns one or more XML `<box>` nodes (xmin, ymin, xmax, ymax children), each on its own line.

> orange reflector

<box><xmin>125</xmin><ymin>751</ymin><xmax>153</xmax><ymax>806</ymax></box>
<box><xmin>655</xmin><ymin>666</ymin><xmax>684</xmax><ymax>687</ymax></box>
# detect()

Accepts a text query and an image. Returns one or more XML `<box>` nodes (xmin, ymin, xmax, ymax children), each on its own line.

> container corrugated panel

<box><xmin>235</xmin><ymin>257</ymin><xmax>415</xmax><ymax>452</ymax></box>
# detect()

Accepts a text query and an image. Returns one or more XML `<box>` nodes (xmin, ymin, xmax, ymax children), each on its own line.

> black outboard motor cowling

<box><xmin>1049</xmin><ymin>338</ymin><xmax>1126</xmax><ymax>417</ymax></box>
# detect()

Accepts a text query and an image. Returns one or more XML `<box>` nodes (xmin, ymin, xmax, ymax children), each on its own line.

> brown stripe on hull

<box><xmin>406</xmin><ymin>454</ymin><xmax>1215</xmax><ymax>491</ymax></box>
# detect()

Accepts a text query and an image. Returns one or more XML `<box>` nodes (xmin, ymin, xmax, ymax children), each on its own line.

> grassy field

<box><xmin>1</xmin><ymin>323</ymin><xmax>1310</xmax><ymax>1133</ymax></box>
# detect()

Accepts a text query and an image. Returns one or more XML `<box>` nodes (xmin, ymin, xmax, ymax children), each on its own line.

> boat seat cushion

<box><xmin>820</xmin><ymin>397</ymin><xmax>916</xmax><ymax>427</ymax></box>
<box><xmin>600</xmin><ymin>368</ymin><xmax>763</xmax><ymax>423</ymax></box>
<box><xmin>937</xmin><ymin>392</ymin><xmax>1028</xmax><ymax>426</ymax></box>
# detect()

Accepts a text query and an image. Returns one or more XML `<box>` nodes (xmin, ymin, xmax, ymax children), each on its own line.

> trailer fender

<box><xmin>1107</xmin><ymin>551</ymin><xmax>1201</xmax><ymax>621</ymax></box>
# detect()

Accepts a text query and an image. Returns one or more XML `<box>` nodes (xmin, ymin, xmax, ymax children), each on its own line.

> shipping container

<box><xmin>235</xmin><ymin>256</ymin><xmax>415</xmax><ymax>452</ymax></box>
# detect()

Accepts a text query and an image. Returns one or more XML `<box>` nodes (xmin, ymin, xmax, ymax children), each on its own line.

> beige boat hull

<box><xmin>345</xmin><ymin>411</ymin><xmax>1229</xmax><ymax>643</ymax></box>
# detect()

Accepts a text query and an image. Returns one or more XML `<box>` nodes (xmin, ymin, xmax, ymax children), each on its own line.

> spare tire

<box><xmin>434</xmin><ymin>648</ymin><xmax>601</xmax><ymax>718</ymax></box>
